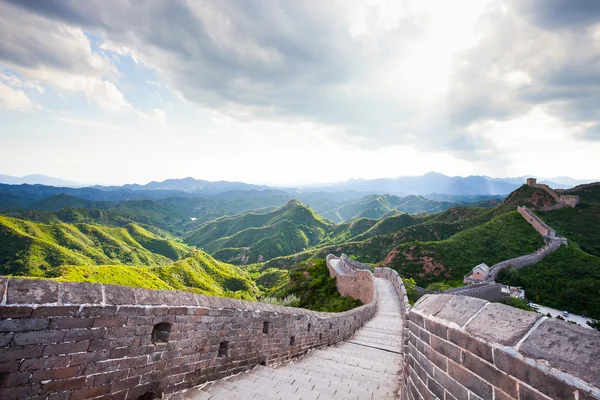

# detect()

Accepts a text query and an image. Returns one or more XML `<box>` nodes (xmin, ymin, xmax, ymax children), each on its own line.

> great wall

<box><xmin>526</xmin><ymin>178</ymin><xmax>579</xmax><ymax>209</ymax></box>
<box><xmin>0</xmin><ymin>253</ymin><xmax>599</xmax><ymax>400</ymax></box>
<box><xmin>1</xmin><ymin>179</ymin><xmax>599</xmax><ymax>399</ymax></box>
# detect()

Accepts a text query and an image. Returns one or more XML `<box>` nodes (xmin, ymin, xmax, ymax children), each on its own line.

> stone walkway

<box><xmin>177</xmin><ymin>278</ymin><xmax>403</xmax><ymax>400</ymax></box>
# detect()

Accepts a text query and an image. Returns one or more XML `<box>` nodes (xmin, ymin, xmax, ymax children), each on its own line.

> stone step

<box><xmin>180</xmin><ymin>278</ymin><xmax>403</xmax><ymax>400</ymax></box>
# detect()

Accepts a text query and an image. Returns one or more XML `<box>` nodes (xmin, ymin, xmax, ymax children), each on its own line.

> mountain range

<box><xmin>1</xmin><ymin>173</ymin><xmax>599</xmax><ymax>319</ymax></box>
<box><xmin>2</xmin><ymin>172</ymin><xmax>598</xmax><ymax>196</ymax></box>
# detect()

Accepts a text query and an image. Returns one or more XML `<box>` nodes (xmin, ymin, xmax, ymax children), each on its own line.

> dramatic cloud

<box><xmin>0</xmin><ymin>1</ymin><xmax>132</xmax><ymax>112</ymax></box>
<box><xmin>1</xmin><ymin>0</ymin><xmax>599</xmax><ymax>183</ymax></box>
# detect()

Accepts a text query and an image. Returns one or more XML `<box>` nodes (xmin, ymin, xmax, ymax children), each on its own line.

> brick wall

<box><xmin>325</xmin><ymin>254</ymin><xmax>374</xmax><ymax>304</ymax></box>
<box><xmin>517</xmin><ymin>206</ymin><xmax>555</xmax><ymax>237</ymax></box>
<box><xmin>0</xmin><ymin>265</ymin><xmax>377</xmax><ymax>400</ymax></box>
<box><xmin>405</xmin><ymin>294</ymin><xmax>600</xmax><ymax>400</ymax></box>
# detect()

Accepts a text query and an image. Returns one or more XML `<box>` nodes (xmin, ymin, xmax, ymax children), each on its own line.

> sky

<box><xmin>0</xmin><ymin>0</ymin><xmax>599</xmax><ymax>186</ymax></box>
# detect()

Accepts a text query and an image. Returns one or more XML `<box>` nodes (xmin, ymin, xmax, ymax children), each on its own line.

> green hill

<box><xmin>533</xmin><ymin>184</ymin><xmax>600</xmax><ymax>257</ymax></box>
<box><xmin>260</xmin><ymin>206</ymin><xmax>496</xmax><ymax>271</ymax></box>
<box><xmin>376</xmin><ymin>211</ymin><xmax>545</xmax><ymax>286</ymax></box>
<box><xmin>496</xmin><ymin>183</ymin><xmax>600</xmax><ymax>318</ymax></box>
<box><xmin>498</xmin><ymin>246</ymin><xmax>600</xmax><ymax>319</ymax></box>
<box><xmin>52</xmin><ymin>250</ymin><xmax>259</xmax><ymax>299</ymax></box>
<box><xmin>319</xmin><ymin>194</ymin><xmax>456</xmax><ymax>222</ymax></box>
<box><xmin>184</xmin><ymin>200</ymin><xmax>333</xmax><ymax>264</ymax></box>
<box><xmin>0</xmin><ymin>216</ymin><xmax>191</xmax><ymax>277</ymax></box>
<box><xmin>26</xmin><ymin>194</ymin><xmax>103</xmax><ymax>211</ymax></box>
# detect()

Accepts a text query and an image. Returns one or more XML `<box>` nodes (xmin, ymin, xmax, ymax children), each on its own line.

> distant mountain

<box><xmin>318</xmin><ymin>194</ymin><xmax>457</xmax><ymax>223</ymax></box>
<box><xmin>0</xmin><ymin>174</ymin><xmax>82</xmax><ymax>187</ymax></box>
<box><xmin>95</xmin><ymin>177</ymin><xmax>268</xmax><ymax>194</ymax></box>
<box><xmin>299</xmin><ymin>172</ymin><xmax>521</xmax><ymax>195</ymax></box>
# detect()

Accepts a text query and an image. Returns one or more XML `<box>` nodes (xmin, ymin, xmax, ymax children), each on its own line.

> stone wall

<box><xmin>0</xmin><ymin>264</ymin><xmax>378</xmax><ymax>400</ymax></box>
<box><xmin>405</xmin><ymin>294</ymin><xmax>600</xmax><ymax>400</ymax></box>
<box><xmin>518</xmin><ymin>206</ymin><xmax>555</xmax><ymax>237</ymax></box>
<box><xmin>339</xmin><ymin>254</ymin><xmax>371</xmax><ymax>271</ymax></box>
<box><xmin>486</xmin><ymin>237</ymin><xmax>565</xmax><ymax>281</ymax></box>
<box><xmin>325</xmin><ymin>255</ymin><xmax>374</xmax><ymax>304</ymax></box>
<box><xmin>527</xmin><ymin>179</ymin><xmax>580</xmax><ymax>207</ymax></box>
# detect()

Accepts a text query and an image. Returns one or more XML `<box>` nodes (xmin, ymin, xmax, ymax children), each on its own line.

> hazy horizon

<box><xmin>1</xmin><ymin>171</ymin><xmax>598</xmax><ymax>188</ymax></box>
<box><xmin>1</xmin><ymin>1</ymin><xmax>599</xmax><ymax>185</ymax></box>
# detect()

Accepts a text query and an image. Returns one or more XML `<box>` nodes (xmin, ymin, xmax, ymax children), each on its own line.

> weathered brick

<box><xmin>61</xmin><ymin>282</ymin><xmax>103</xmax><ymax>304</ymax></box>
<box><xmin>104</xmin><ymin>285</ymin><xmax>136</xmax><ymax>305</ymax></box>
<box><xmin>31</xmin><ymin>366</ymin><xmax>82</xmax><ymax>382</ymax></box>
<box><xmin>0</xmin><ymin>371</ymin><xmax>31</xmax><ymax>387</ymax></box>
<box><xmin>84</xmin><ymin>359</ymin><xmax>121</xmax><ymax>374</ymax></box>
<box><xmin>0</xmin><ymin>345</ymin><xmax>44</xmax><ymax>362</ymax></box>
<box><xmin>465</xmin><ymin>303</ymin><xmax>540</xmax><ymax>346</ymax></box>
<box><xmin>70</xmin><ymin>349</ymin><xmax>110</xmax><ymax>366</ymax></box>
<box><xmin>462</xmin><ymin>351</ymin><xmax>517</xmax><ymax>398</ymax></box>
<box><xmin>424</xmin><ymin>318</ymin><xmax>448</xmax><ymax>339</ymax></box>
<box><xmin>7</xmin><ymin>279</ymin><xmax>58</xmax><ymax>304</ymax></box>
<box><xmin>427</xmin><ymin>376</ymin><xmax>445</xmax><ymax>399</ymax></box>
<box><xmin>0</xmin><ymin>361</ymin><xmax>20</xmax><ymax>373</ymax></box>
<box><xmin>519</xmin><ymin>319</ymin><xmax>600</xmax><ymax>388</ymax></box>
<box><xmin>31</xmin><ymin>306</ymin><xmax>80</xmax><ymax>318</ymax></box>
<box><xmin>110</xmin><ymin>376</ymin><xmax>141</xmax><ymax>393</ymax></box>
<box><xmin>93</xmin><ymin>370</ymin><xmax>129</xmax><ymax>386</ymax></box>
<box><xmin>494</xmin><ymin>388</ymin><xmax>516</xmax><ymax>400</ymax></box>
<box><xmin>447</xmin><ymin>360</ymin><xmax>493</xmax><ymax>400</ymax></box>
<box><xmin>0</xmin><ymin>383</ymin><xmax>41</xmax><ymax>399</ymax></box>
<box><xmin>49</xmin><ymin>317</ymin><xmax>95</xmax><ymax>330</ymax></box>
<box><xmin>518</xmin><ymin>383</ymin><xmax>552</xmax><ymax>400</ymax></box>
<box><xmin>0</xmin><ymin>318</ymin><xmax>49</xmax><ymax>332</ymax></box>
<box><xmin>0</xmin><ymin>306</ymin><xmax>34</xmax><ymax>318</ymax></box>
<box><xmin>0</xmin><ymin>332</ymin><xmax>14</xmax><ymax>347</ymax></box>
<box><xmin>13</xmin><ymin>330</ymin><xmax>65</xmax><ymax>346</ymax></box>
<box><xmin>423</xmin><ymin>343</ymin><xmax>448</xmax><ymax>372</ymax></box>
<box><xmin>430</xmin><ymin>335</ymin><xmax>461</xmax><ymax>364</ymax></box>
<box><xmin>448</xmin><ymin>328</ymin><xmax>493</xmax><ymax>364</ymax></box>
<box><xmin>94</xmin><ymin>316</ymin><xmax>127</xmax><ymax>328</ymax></box>
<box><xmin>116</xmin><ymin>307</ymin><xmax>148</xmax><ymax>317</ymax></box>
<box><xmin>70</xmin><ymin>385</ymin><xmax>111</xmax><ymax>400</ymax></box>
<box><xmin>42</xmin><ymin>376</ymin><xmax>87</xmax><ymax>392</ymax></box>
<box><xmin>20</xmin><ymin>355</ymin><xmax>71</xmax><ymax>371</ymax></box>
<box><xmin>493</xmin><ymin>349</ymin><xmax>576</xmax><ymax>400</ymax></box>
<box><xmin>63</xmin><ymin>328</ymin><xmax>106</xmax><ymax>342</ymax></box>
<box><xmin>433</xmin><ymin>366</ymin><xmax>468</xmax><ymax>400</ymax></box>
<box><xmin>43</xmin><ymin>341</ymin><xmax>90</xmax><ymax>356</ymax></box>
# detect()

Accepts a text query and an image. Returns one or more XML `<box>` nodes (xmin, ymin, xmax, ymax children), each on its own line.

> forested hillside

<box><xmin>1</xmin><ymin>180</ymin><xmax>598</xmax><ymax>316</ymax></box>
<box><xmin>184</xmin><ymin>200</ymin><xmax>333</xmax><ymax>264</ymax></box>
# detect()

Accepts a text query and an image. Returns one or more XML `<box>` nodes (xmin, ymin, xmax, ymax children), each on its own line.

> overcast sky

<box><xmin>0</xmin><ymin>0</ymin><xmax>599</xmax><ymax>185</ymax></box>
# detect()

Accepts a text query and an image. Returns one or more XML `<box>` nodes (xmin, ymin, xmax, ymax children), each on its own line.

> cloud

<box><xmin>0</xmin><ymin>1</ymin><xmax>132</xmax><ymax>113</ymax></box>
<box><xmin>448</xmin><ymin>0</ymin><xmax>600</xmax><ymax>140</ymax></box>
<box><xmin>0</xmin><ymin>81</ymin><xmax>35</xmax><ymax>111</ymax></box>
<box><xmin>4</xmin><ymin>0</ymin><xmax>600</xmax><ymax>153</ymax></box>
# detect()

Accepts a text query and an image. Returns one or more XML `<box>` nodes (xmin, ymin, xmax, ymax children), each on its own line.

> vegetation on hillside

<box><xmin>53</xmin><ymin>250</ymin><xmax>258</xmax><ymax>299</ymax></box>
<box><xmin>270</xmin><ymin>259</ymin><xmax>363</xmax><ymax>312</ymax></box>
<box><xmin>497</xmin><ymin>246</ymin><xmax>600</xmax><ymax>319</ymax></box>
<box><xmin>320</xmin><ymin>194</ymin><xmax>456</xmax><ymax>222</ymax></box>
<box><xmin>185</xmin><ymin>200</ymin><xmax>332</xmax><ymax>264</ymax></box>
<box><xmin>381</xmin><ymin>211</ymin><xmax>545</xmax><ymax>286</ymax></box>
<box><xmin>0</xmin><ymin>216</ymin><xmax>193</xmax><ymax>277</ymax></box>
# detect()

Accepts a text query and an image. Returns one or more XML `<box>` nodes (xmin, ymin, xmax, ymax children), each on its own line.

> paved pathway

<box><xmin>178</xmin><ymin>278</ymin><xmax>403</xmax><ymax>399</ymax></box>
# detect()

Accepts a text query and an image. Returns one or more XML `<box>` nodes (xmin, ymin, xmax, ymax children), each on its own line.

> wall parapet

<box><xmin>0</xmin><ymin>263</ymin><xmax>378</xmax><ymax>400</ymax></box>
<box><xmin>405</xmin><ymin>294</ymin><xmax>600</xmax><ymax>400</ymax></box>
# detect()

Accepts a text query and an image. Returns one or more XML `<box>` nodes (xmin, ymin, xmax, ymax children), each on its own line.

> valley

<box><xmin>1</xmin><ymin>177</ymin><xmax>599</xmax><ymax>321</ymax></box>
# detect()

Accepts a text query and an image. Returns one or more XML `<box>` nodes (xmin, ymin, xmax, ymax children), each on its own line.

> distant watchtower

<box><xmin>526</xmin><ymin>178</ymin><xmax>537</xmax><ymax>186</ymax></box>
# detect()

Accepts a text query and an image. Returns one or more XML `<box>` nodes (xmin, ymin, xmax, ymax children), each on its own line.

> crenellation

<box><xmin>0</xmin><ymin>258</ymin><xmax>380</xmax><ymax>400</ymax></box>
<box><xmin>526</xmin><ymin>177</ymin><xmax>580</xmax><ymax>208</ymax></box>
<box><xmin>406</xmin><ymin>294</ymin><xmax>600</xmax><ymax>400</ymax></box>
<box><xmin>1</xmin><ymin>254</ymin><xmax>598</xmax><ymax>399</ymax></box>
